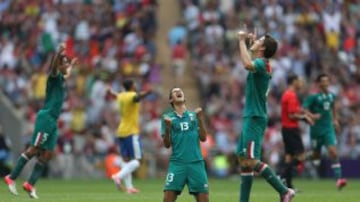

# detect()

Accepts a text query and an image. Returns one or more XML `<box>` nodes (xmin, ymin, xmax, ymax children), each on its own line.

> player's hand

<box><xmin>333</xmin><ymin>120</ymin><xmax>340</xmax><ymax>133</ymax></box>
<box><xmin>238</xmin><ymin>30</ymin><xmax>247</xmax><ymax>41</ymax></box>
<box><xmin>164</xmin><ymin>117</ymin><xmax>172</xmax><ymax>129</ymax></box>
<box><xmin>195</xmin><ymin>107</ymin><xmax>203</xmax><ymax>119</ymax></box>
<box><xmin>304</xmin><ymin>114</ymin><xmax>315</xmax><ymax>125</ymax></box>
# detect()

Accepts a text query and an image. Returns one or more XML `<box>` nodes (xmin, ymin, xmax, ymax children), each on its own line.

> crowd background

<box><xmin>0</xmin><ymin>0</ymin><xmax>359</xmax><ymax>179</ymax></box>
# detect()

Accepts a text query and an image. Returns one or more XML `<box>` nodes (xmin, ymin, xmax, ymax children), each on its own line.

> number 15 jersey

<box><xmin>161</xmin><ymin>110</ymin><xmax>203</xmax><ymax>163</ymax></box>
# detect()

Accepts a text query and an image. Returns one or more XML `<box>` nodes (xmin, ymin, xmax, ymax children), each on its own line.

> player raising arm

<box><xmin>106</xmin><ymin>79</ymin><xmax>152</xmax><ymax>194</ymax></box>
<box><xmin>4</xmin><ymin>44</ymin><xmax>77</xmax><ymax>199</ymax></box>
<box><xmin>236</xmin><ymin>29</ymin><xmax>295</xmax><ymax>202</ymax></box>
<box><xmin>162</xmin><ymin>87</ymin><xmax>208</xmax><ymax>202</ymax></box>
<box><xmin>303</xmin><ymin>74</ymin><xmax>347</xmax><ymax>190</ymax></box>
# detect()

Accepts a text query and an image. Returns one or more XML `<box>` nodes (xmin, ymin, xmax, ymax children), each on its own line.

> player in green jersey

<box><xmin>161</xmin><ymin>87</ymin><xmax>209</xmax><ymax>202</ymax></box>
<box><xmin>4</xmin><ymin>44</ymin><xmax>77</xmax><ymax>199</ymax></box>
<box><xmin>303</xmin><ymin>74</ymin><xmax>347</xmax><ymax>190</ymax></box>
<box><xmin>236</xmin><ymin>29</ymin><xmax>295</xmax><ymax>202</ymax></box>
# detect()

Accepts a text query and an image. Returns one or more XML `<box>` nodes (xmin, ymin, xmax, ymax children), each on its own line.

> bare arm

<box><xmin>106</xmin><ymin>87</ymin><xmax>118</xmax><ymax>100</ymax></box>
<box><xmin>195</xmin><ymin>108</ymin><xmax>207</xmax><ymax>142</ymax></box>
<box><xmin>289</xmin><ymin>112</ymin><xmax>314</xmax><ymax>125</ymax></box>
<box><xmin>49</xmin><ymin>45</ymin><xmax>65</xmax><ymax>77</ymax></box>
<box><xmin>133</xmin><ymin>89</ymin><xmax>152</xmax><ymax>102</ymax></box>
<box><xmin>163</xmin><ymin>118</ymin><xmax>172</xmax><ymax>148</ymax></box>
<box><xmin>332</xmin><ymin>102</ymin><xmax>340</xmax><ymax>132</ymax></box>
<box><xmin>238</xmin><ymin>31</ymin><xmax>256</xmax><ymax>71</ymax></box>
<box><xmin>63</xmin><ymin>58</ymin><xmax>77</xmax><ymax>79</ymax></box>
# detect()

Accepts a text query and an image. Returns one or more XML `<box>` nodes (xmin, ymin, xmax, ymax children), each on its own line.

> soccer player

<box><xmin>236</xmin><ymin>29</ymin><xmax>295</xmax><ymax>202</ymax></box>
<box><xmin>161</xmin><ymin>87</ymin><xmax>208</xmax><ymax>202</ymax></box>
<box><xmin>303</xmin><ymin>74</ymin><xmax>347</xmax><ymax>190</ymax></box>
<box><xmin>280</xmin><ymin>74</ymin><xmax>314</xmax><ymax>190</ymax></box>
<box><xmin>4</xmin><ymin>44</ymin><xmax>77</xmax><ymax>199</ymax></box>
<box><xmin>106</xmin><ymin>79</ymin><xmax>152</xmax><ymax>194</ymax></box>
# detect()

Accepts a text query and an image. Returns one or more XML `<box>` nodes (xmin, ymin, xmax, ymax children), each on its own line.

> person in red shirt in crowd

<box><xmin>280</xmin><ymin>74</ymin><xmax>314</xmax><ymax>190</ymax></box>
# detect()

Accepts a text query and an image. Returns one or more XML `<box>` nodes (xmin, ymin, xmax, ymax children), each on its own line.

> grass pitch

<box><xmin>0</xmin><ymin>178</ymin><xmax>359</xmax><ymax>202</ymax></box>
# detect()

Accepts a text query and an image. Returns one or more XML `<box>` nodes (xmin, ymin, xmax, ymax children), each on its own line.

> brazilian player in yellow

<box><xmin>106</xmin><ymin>79</ymin><xmax>152</xmax><ymax>194</ymax></box>
<box><xmin>4</xmin><ymin>44</ymin><xmax>77</xmax><ymax>199</ymax></box>
<box><xmin>236</xmin><ymin>29</ymin><xmax>295</xmax><ymax>202</ymax></box>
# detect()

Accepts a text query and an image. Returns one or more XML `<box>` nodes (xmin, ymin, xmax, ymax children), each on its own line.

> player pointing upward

<box><xmin>4</xmin><ymin>44</ymin><xmax>77</xmax><ymax>199</ymax></box>
<box><xmin>236</xmin><ymin>28</ymin><xmax>295</xmax><ymax>202</ymax></box>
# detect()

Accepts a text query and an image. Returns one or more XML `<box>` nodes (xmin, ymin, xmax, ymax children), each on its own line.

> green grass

<box><xmin>0</xmin><ymin>178</ymin><xmax>359</xmax><ymax>202</ymax></box>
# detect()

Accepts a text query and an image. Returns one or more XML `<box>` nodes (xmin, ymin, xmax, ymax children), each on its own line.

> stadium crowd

<box><xmin>177</xmin><ymin>0</ymin><xmax>360</xmax><ymax>176</ymax></box>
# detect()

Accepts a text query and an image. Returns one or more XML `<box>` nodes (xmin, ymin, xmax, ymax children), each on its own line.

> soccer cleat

<box><xmin>336</xmin><ymin>178</ymin><xmax>347</xmax><ymax>191</ymax></box>
<box><xmin>111</xmin><ymin>175</ymin><xmax>124</xmax><ymax>191</ymax></box>
<box><xmin>126</xmin><ymin>187</ymin><xmax>140</xmax><ymax>194</ymax></box>
<box><xmin>4</xmin><ymin>175</ymin><xmax>19</xmax><ymax>196</ymax></box>
<box><xmin>281</xmin><ymin>188</ymin><xmax>295</xmax><ymax>202</ymax></box>
<box><xmin>23</xmin><ymin>182</ymin><xmax>39</xmax><ymax>199</ymax></box>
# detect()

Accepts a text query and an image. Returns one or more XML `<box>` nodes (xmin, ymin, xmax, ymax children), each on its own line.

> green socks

<box><xmin>10</xmin><ymin>154</ymin><xmax>30</xmax><ymax>180</ymax></box>
<box><xmin>255</xmin><ymin>162</ymin><xmax>288</xmax><ymax>195</ymax></box>
<box><xmin>240</xmin><ymin>168</ymin><xmax>253</xmax><ymax>202</ymax></box>
<box><xmin>331</xmin><ymin>160</ymin><xmax>342</xmax><ymax>180</ymax></box>
<box><xmin>28</xmin><ymin>161</ymin><xmax>45</xmax><ymax>185</ymax></box>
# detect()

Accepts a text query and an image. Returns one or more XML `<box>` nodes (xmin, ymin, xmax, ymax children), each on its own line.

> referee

<box><xmin>280</xmin><ymin>75</ymin><xmax>313</xmax><ymax>189</ymax></box>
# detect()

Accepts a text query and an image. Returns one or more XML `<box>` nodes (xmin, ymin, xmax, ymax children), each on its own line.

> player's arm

<box><xmin>133</xmin><ymin>89</ymin><xmax>152</xmax><ymax>102</ymax></box>
<box><xmin>302</xmin><ymin>95</ymin><xmax>321</xmax><ymax>120</ymax></box>
<box><xmin>332</xmin><ymin>99</ymin><xmax>340</xmax><ymax>131</ymax></box>
<box><xmin>195</xmin><ymin>108</ymin><xmax>207</xmax><ymax>142</ymax></box>
<box><xmin>106</xmin><ymin>86</ymin><xmax>118</xmax><ymax>100</ymax></box>
<box><xmin>287</xmin><ymin>95</ymin><xmax>314</xmax><ymax>125</ymax></box>
<box><xmin>49</xmin><ymin>44</ymin><xmax>65</xmax><ymax>77</ymax></box>
<box><xmin>238</xmin><ymin>31</ymin><xmax>256</xmax><ymax>71</ymax></box>
<box><xmin>62</xmin><ymin>57</ymin><xmax>77</xmax><ymax>79</ymax></box>
<box><xmin>162</xmin><ymin>116</ymin><xmax>172</xmax><ymax>148</ymax></box>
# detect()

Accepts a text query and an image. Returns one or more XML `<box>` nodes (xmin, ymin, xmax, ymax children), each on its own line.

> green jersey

<box><xmin>161</xmin><ymin>110</ymin><xmax>203</xmax><ymax>163</ymax></box>
<box><xmin>41</xmin><ymin>74</ymin><xmax>66</xmax><ymax>119</ymax></box>
<box><xmin>303</xmin><ymin>92</ymin><xmax>336</xmax><ymax>132</ymax></box>
<box><xmin>243</xmin><ymin>58</ymin><xmax>272</xmax><ymax>118</ymax></box>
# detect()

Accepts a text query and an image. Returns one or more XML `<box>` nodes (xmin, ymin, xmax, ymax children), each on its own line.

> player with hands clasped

<box><xmin>236</xmin><ymin>28</ymin><xmax>295</xmax><ymax>202</ymax></box>
<box><xmin>161</xmin><ymin>88</ymin><xmax>209</xmax><ymax>202</ymax></box>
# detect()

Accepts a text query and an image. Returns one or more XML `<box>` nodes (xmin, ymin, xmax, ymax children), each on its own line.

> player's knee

<box><xmin>39</xmin><ymin>151</ymin><xmax>53</xmax><ymax>162</ymax></box>
<box><xmin>25</xmin><ymin>146</ymin><xmax>39</xmax><ymax>158</ymax></box>
<box><xmin>131</xmin><ymin>159</ymin><xmax>140</xmax><ymax>168</ymax></box>
<box><xmin>239</xmin><ymin>158</ymin><xmax>257</xmax><ymax>169</ymax></box>
<box><xmin>328</xmin><ymin>148</ymin><xmax>338</xmax><ymax>159</ymax></box>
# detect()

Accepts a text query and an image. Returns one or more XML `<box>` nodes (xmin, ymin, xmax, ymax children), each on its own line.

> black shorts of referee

<box><xmin>281</xmin><ymin>127</ymin><xmax>304</xmax><ymax>156</ymax></box>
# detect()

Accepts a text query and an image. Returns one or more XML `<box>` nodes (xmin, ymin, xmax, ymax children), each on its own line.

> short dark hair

<box><xmin>316</xmin><ymin>73</ymin><xmax>329</xmax><ymax>82</ymax></box>
<box><xmin>123</xmin><ymin>79</ymin><xmax>134</xmax><ymax>91</ymax></box>
<box><xmin>263</xmin><ymin>34</ymin><xmax>278</xmax><ymax>58</ymax></box>
<box><xmin>287</xmin><ymin>74</ymin><xmax>299</xmax><ymax>85</ymax></box>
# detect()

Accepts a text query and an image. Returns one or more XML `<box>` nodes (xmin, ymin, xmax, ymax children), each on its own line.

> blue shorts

<box><xmin>117</xmin><ymin>135</ymin><xmax>142</xmax><ymax>159</ymax></box>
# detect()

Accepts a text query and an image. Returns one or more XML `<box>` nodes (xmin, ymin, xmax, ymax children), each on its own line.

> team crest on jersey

<box><xmin>189</xmin><ymin>114</ymin><xmax>194</xmax><ymax>121</ymax></box>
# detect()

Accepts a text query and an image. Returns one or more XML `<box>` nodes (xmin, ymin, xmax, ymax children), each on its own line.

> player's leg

<box><xmin>282</xmin><ymin>128</ymin><xmax>305</xmax><ymax>189</ymax></box>
<box><xmin>112</xmin><ymin>135</ymin><xmax>141</xmax><ymax>193</ymax></box>
<box><xmin>4</xmin><ymin>146</ymin><xmax>39</xmax><ymax>195</ymax></box>
<box><xmin>187</xmin><ymin>161</ymin><xmax>209</xmax><ymax>202</ymax></box>
<box><xmin>163</xmin><ymin>162</ymin><xmax>186</xmax><ymax>202</ymax></box>
<box><xmin>238</xmin><ymin>117</ymin><xmax>294</xmax><ymax>202</ymax></box>
<box><xmin>325</xmin><ymin>129</ymin><xmax>347</xmax><ymax>189</ymax></box>
<box><xmin>163</xmin><ymin>191</ymin><xmax>178</xmax><ymax>202</ymax></box>
<box><xmin>23</xmin><ymin>127</ymin><xmax>57</xmax><ymax>199</ymax></box>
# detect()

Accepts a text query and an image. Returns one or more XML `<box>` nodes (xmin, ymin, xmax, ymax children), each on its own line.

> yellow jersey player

<box><xmin>106</xmin><ymin>79</ymin><xmax>152</xmax><ymax>194</ymax></box>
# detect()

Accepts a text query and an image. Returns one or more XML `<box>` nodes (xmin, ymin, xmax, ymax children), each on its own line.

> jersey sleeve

<box><xmin>252</xmin><ymin>58</ymin><xmax>266</xmax><ymax>74</ymax></box>
<box><xmin>302</xmin><ymin>95</ymin><xmax>314</xmax><ymax>110</ymax></box>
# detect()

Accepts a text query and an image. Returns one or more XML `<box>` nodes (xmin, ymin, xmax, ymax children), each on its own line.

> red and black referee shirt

<box><xmin>281</xmin><ymin>88</ymin><xmax>301</xmax><ymax>128</ymax></box>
